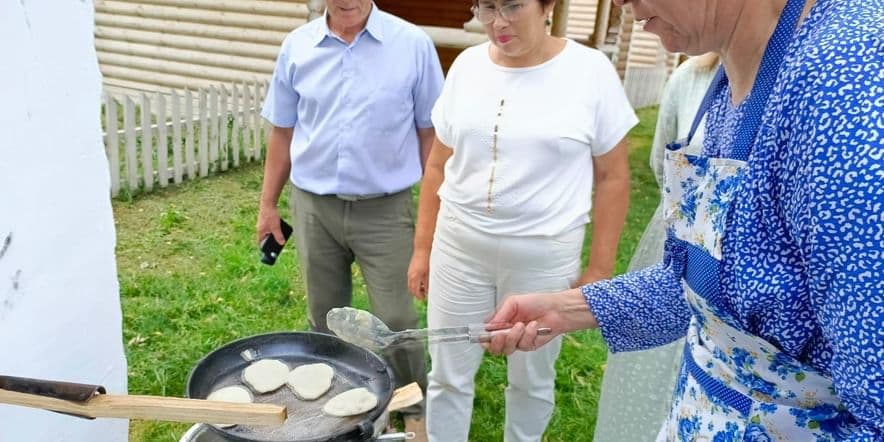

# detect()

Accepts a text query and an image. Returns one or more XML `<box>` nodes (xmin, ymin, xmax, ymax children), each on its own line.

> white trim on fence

<box><xmin>101</xmin><ymin>79</ymin><xmax>269</xmax><ymax>197</ymax></box>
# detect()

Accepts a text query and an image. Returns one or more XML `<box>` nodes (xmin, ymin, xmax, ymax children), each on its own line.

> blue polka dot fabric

<box><xmin>583</xmin><ymin>0</ymin><xmax>883</xmax><ymax>437</ymax></box>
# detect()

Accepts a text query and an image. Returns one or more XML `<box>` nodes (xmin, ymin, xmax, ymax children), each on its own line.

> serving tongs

<box><xmin>327</xmin><ymin>307</ymin><xmax>551</xmax><ymax>352</ymax></box>
<box><xmin>0</xmin><ymin>375</ymin><xmax>286</xmax><ymax>425</ymax></box>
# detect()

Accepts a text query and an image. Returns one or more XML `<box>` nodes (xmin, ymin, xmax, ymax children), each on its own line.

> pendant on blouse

<box><xmin>487</xmin><ymin>98</ymin><xmax>505</xmax><ymax>214</ymax></box>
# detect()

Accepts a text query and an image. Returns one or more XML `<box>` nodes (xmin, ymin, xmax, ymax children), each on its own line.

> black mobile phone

<box><xmin>260</xmin><ymin>218</ymin><xmax>293</xmax><ymax>265</ymax></box>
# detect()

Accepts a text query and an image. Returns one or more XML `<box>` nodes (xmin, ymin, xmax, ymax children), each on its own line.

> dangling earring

<box><xmin>545</xmin><ymin>16</ymin><xmax>552</xmax><ymax>26</ymax></box>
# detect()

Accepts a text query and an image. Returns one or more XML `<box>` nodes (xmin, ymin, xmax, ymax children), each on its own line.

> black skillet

<box><xmin>186</xmin><ymin>332</ymin><xmax>395</xmax><ymax>442</ymax></box>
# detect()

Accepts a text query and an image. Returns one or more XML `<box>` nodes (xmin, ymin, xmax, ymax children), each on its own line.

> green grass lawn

<box><xmin>115</xmin><ymin>107</ymin><xmax>660</xmax><ymax>441</ymax></box>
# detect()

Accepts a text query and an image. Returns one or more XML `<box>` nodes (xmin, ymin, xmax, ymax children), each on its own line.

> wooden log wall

<box><xmin>568</xmin><ymin>0</ymin><xmax>598</xmax><ymax>42</ymax></box>
<box><xmin>95</xmin><ymin>0</ymin><xmax>308</xmax><ymax>93</ymax></box>
<box><xmin>94</xmin><ymin>0</ymin><xmax>674</xmax><ymax>105</ymax></box>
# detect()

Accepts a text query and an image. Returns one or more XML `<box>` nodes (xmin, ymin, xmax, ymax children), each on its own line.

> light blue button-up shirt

<box><xmin>262</xmin><ymin>5</ymin><xmax>444</xmax><ymax>196</ymax></box>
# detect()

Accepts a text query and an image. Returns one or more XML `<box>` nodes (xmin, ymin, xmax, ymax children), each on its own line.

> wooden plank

<box><xmin>95</xmin><ymin>39</ymin><xmax>275</xmax><ymax>75</ymax></box>
<box><xmin>252</xmin><ymin>79</ymin><xmax>262</xmax><ymax>161</ymax></box>
<box><xmin>105</xmin><ymin>94</ymin><xmax>121</xmax><ymax>197</ymax></box>
<box><xmin>94</xmin><ymin>27</ymin><xmax>281</xmax><ymax>60</ymax></box>
<box><xmin>98</xmin><ymin>52</ymin><xmax>273</xmax><ymax>86</ymax></box>
<box><xmin>551</xmin><ymin>0</ymin><xmax>571</xmax><ymax>37</ymax></box>
<box><xmin>140</xmin><ymin>93</ymin><xmax>154</xmax><ymax>192</ymax></box>
<box><xmin>231</xmin><ymin>82</ymin><xmax>241</xmax><ymax>168</ymax></box>
<box><xmin>0</xmin><ymin>389</ymin><xmax>285</xmax><ymax>426</ymax></box>
<box><xmin>198</xmin><ymin>88</ymin><xmax>209</xmax><ymax>177</ymax></box>
<box><xmin>171</xmin><ymin>89</ymin><xmax>184</xmax><ymax>184</ymax></box>
<box><xmin>209</xmin><ymin>85</ymin><xmax>219</xmax><ymax>172</ymax></box>
<box><xmin>108</xmin><ymin>0</ymin><xmax>308</xmax><ymax>19</ymax></box>
<box><xmin>100</xmin><ymin>63</ymin><xmax>256</xmax><ymax>93</ymax></box>
<box><xmin>94</xmin><ymin>1</ymin><xmax>305</xmax><ymax>33</ymax></box>
<box><xmin>591</xmin><ymin>0</ymin><xmax>611</xmax><ymax>48</ymax></box>
<box><xmin>156</xmin><ymin>92</ymin><xmax>169</xmax><ymax>187</ymax></box>
<box><xmin>624</xmin><ymin>66</ymin><xmax>667</xmax><ymax>108</ymax></box>
<box><xmin>124</xmin><ymin>96</ymin><xmax>139</xmax><ymax>192</ymax></box>
<box><xmin>421</xmin><ymin>26</ymin><xmax>487</xmax><ymax>49</ymax></box>
<box><xmin>219</xmin><ymin>85</ymin><xmax>229</xmax><ymax>172</ymax></box>
<box><xmin>185</xmin><ymin>88</ymin><xmax>196</xmax><ymax>180</ymax></box>
<box><xmin>94</xmin><ymin>14</ymin><xmax>291</xmax><ymax>47</ymax></box>
<box><xmin>241</xmin><ymin>80</ymin><xmax>252</xmax><ymax>162</ymax></box>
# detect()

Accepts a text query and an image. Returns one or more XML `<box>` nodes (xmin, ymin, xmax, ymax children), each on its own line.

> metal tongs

<box><xmin>326</xmin><ymin>307</ymin><xmax>551</xmax><ymax>352</ymax></box>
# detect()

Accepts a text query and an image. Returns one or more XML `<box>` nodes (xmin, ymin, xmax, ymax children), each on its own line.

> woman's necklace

<box><xmin>487</xmin><ymin>98</ymin><xmax>505</xmax><ymax>214</ymax></box>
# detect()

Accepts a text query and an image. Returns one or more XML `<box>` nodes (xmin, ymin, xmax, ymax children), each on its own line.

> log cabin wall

<box><xmin>566</xmin><ymin>0</ymin><xmax>597</xmax><ymax>43</ymax></box>
<box><xmin>95</xmin><ymin>0</ymin><xmax>484</xmax><ymax>95</ymax></box>
<box><xmin>95</xmin><ymin>0</ymin><xmax>310</xmax><ymax>94</ymax></box>
<box><xmin>94</xmin><ymin>0</ymin><xmax>672</xmax><ymax>105</ymax></box>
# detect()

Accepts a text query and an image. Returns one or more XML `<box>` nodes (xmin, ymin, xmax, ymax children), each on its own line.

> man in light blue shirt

<box><xmin>257</xmin><ymin>1</ymin><xmax>443</xmax><ymax>436</ymax></box>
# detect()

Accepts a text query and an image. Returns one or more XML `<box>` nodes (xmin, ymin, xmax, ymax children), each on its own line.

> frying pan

<box><xmin>186</xmin><ymin>332</ymin><xmax>395</xmax><ymax>442</ymax></box>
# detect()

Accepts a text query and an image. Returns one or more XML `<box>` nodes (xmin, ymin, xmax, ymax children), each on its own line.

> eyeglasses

<box><xmin>471</xmin><ymin>2</ymin><xmax>526</xmax><ymax>24</ymax></box>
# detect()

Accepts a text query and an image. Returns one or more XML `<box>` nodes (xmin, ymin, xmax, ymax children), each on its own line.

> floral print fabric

<box><xmin>662</xmin><ymin>152</ymin><xmax>744</xmax><ymax>260</ymax></box>
<box><xmin>583</xmin><ymin>0</ymin><xmax>882</xmax><ymax>438</ymax></box>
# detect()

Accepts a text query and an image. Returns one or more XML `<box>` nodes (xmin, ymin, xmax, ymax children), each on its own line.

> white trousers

<box><xmin>426</xmin><ymin>204</ymin><xmax>584</xmax><ymax>442</ymax></box>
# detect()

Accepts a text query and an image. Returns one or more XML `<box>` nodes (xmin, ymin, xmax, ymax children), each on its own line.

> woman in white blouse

<box><xmin>593</xmin><ymin>53</ymin><xmax>720</xmax><ymax>442</ymax></box>
<box><xmin>406</xmin><ymin>1</ymin><xmax>637</xmax><ymax>440</ymax></box>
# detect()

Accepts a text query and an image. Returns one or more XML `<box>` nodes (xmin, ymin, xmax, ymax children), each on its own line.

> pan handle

<box><xmin>356</xmin><ymin>418</ymin><xmax>375</xmax><ymax>440</ymax></box>
<box><xmin>0</xmin><ymin>375</ymin><xmax>105</xmax><ymax>401</ymax></box>
<box><xmin>0</xmin><ymin>375</ymin><xmax>105</xmax><ymax>419</ymax></box>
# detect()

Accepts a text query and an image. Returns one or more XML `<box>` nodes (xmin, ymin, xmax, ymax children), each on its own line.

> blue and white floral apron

<box><xmin>656</xmin><ymin>0</ymin><xmax>855</xmax><ymax>439</ymax></box>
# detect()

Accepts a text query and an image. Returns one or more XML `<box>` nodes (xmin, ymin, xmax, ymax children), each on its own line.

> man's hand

<box><xmin>407</xmin><ymin>250</ymin><xmax>430</xmax><ymax>300</ymax></box>
<box><xmin>485</xmin><ymin>289</ymin><xmax>598</xmax><ymax>356</ymax></box>
<box><xmin>256</xmin><ymin>126</ymin><xmax>293</xmax><ymax>246</ymax></box>
<box><xmin>256</xmin><ymin>206</ymin><xmax>284</xmax><ymax>246</ymax></box>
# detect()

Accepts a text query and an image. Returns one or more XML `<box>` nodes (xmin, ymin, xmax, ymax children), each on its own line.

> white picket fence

<box><xmin>624</xmin><ymin>66</ymin><xmax>669</xmax><ymax>109</ymax></box>
<box><xmin>102</xmin><ymin>79</ymin><xmax>268</xmax><ymax>197</ymax></box>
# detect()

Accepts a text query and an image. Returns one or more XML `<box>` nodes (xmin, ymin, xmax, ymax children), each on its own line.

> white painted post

<box><xmin>185</xmin><ymin>88</ymin><xmax>196</xmax><ymax>179</ymax></box>
<box><xmin>551</xmin><ymin>0</ymin><xmax>571</xmax><ymax>37</ymax></box>
<box><xmin>241</xmin><ymin>80</ymin><xmax>253</xmax><ymax>161</ymax></box>
<box><xmin>231</xmin><ymin>82</ymin><xmax>241</xmax><ymax>168</ymax></box>
<box><xmin>209</xmin><ymin>85</ymin><xmax>219</xmax><ymax>172</ymax></box>
<box><xmin>124</xmin><ymin>96</ymin><xmax>138</xmax><ymax>193</ymax></box>
<box><xmin>171</xmin><ymin>89</ymin><xmax>184</xmax><ymax>184</ymax></box>
<box><xmin>253</xmin><ymin>79</ymin><xmax>262</xmax><ymax>161</ymax></box>
<box><xmin>199</xmin><ymin>87</ymin><xmax>209</xmax><ymax>177</ymax></box>
<box><xmin>140</xmin><ymin>92</ymin><xmax>154</xmax><ymax>192</ymax></box>
<box><xmin>220</xmin><ymin>85</ymin><xmax>229</xmax><ymax>172</ymax></box>
<box><xmin>156</xmin><ymin>92</ymin><xmax>169</xmax><ymax>187</ymax></box>
<box><xmin>105</xmin><ymin>94</ymin><xmax>120</xmax><ymax>197</ymax></box>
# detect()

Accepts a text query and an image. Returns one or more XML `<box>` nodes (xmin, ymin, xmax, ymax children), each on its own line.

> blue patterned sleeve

<box><xmin>582</xmin><ymin>240</ymin><xmax>691</xmax><ymax>352</ymax></box>
<box><xmin>779</xmin><ymin>31</ymin><xmax>883</xmax><ymax>440</ymax></box>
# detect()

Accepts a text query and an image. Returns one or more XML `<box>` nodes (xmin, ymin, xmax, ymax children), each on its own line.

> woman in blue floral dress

<box><xmin>485</xmin><ymin>0</ymin><xmax>882</xmax><ymax>440</ymax></box>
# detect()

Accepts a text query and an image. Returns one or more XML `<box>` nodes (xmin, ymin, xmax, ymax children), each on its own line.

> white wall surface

<box><xmin>0</xmin><ymin>1</ymin><xmax>128</xmax><ymax>440</ymax></box>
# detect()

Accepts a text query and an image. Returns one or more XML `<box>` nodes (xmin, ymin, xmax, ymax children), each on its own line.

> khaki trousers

<box><xmin>291</xmin><ymin>186</ymin><xmax>427</xmax><ymax>413</ymax></box>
